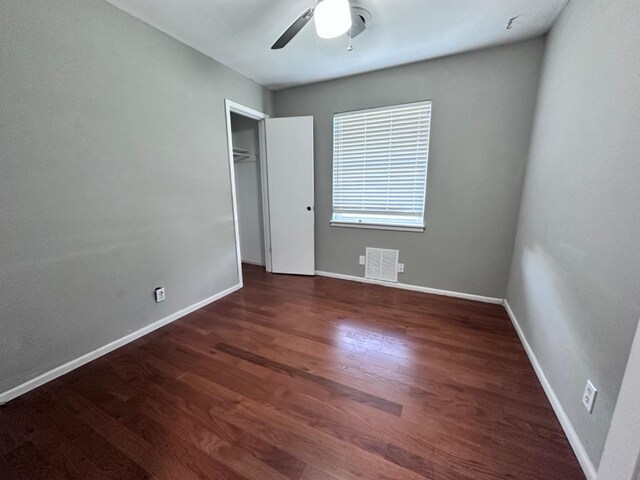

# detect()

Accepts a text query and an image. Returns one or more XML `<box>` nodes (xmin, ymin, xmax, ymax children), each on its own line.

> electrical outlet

<box><xmin>154</xmin><ymin>287</ymin><xmax>166</xmax><ymax>303</ymax></box>
<box><xmin>582</xmin><ymin>380</ymin><xmax>597</xmax><ymax>413</ymax></box>
<box><xmin>398</xmin><ymin>263</ymin><xmax>405</xmax><ymax>273</ymax></box>
<box><xmin>359</xmin><ymin>255</ymin><xmax>365</xmax><ymax>266</ymax></box>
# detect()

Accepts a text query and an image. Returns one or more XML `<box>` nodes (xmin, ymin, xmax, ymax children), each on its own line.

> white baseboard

<box><xmin>0</xmin><ymin>283</ymin><xmax>242</xmax><ymax>405</ymax></box>
<box><xmin>315</xmin><ymin>270</ymin><xmax>503</xmax><ymax>304</ymax></box>
<box><xmin>503</xmin><ymin>300</ymin><xmax>596</xmax><ymax>480</ymax></box>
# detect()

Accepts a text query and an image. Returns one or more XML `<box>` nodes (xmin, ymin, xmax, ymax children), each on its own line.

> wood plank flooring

<box><xmin>0</xmin><ymin>264</ymin><xmax>585</xmax><ymax>479</ymax></box>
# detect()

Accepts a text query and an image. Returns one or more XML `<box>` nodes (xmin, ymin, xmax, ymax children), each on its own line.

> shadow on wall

<box><xmin>520</xmin><ymin>244</ymin><xmax>588</xmax><ymax>374</ymax></box>
<box><xmin>514</xmin><ymin>242</ymin><xmax>630</xmax><ymax>467</ymax></box>
<box><xmin>519</xmin><ymin>241</ymin><xmax>625</xmax><ymax>390</ymax></box>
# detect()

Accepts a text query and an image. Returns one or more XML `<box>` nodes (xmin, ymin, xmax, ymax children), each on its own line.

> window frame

<box><xmin>330</xmin><ymin>100</ymin><xmax>432</xmax><ymax>232</ymax></box>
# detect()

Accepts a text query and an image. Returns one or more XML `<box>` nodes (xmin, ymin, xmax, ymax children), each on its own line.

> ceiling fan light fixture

<box><xmin>314</xmin><ymin>0</ymin><xmax>352</xmax><ymax>39</ymax></box>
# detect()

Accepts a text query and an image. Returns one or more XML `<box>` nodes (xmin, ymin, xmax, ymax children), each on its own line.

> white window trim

<box><xmin>330</xmin><ymin>100</ymin><xmax>431</xmax><ymax>232</ymax></box>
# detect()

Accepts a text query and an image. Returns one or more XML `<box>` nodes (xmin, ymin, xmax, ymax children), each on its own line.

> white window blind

<box><xmin>331</xmin><ymin>100</ymin><xmax>431</xmax><ymax>231</ymax></box>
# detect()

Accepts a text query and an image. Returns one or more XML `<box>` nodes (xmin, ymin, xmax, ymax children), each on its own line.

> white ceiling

<box><xmin>105</xmin><ymin>0</ymin><xmax>568</xmax><ymax>90</ymax></box>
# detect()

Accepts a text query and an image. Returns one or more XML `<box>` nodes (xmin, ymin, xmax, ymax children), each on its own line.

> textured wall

<box><xmin>506</xmin><ymin>0</ymin><xmax>640</xmax><ymax>467</ymax></box>
<box><xmin>275</xmin><ymin>39</ymin><xmax>544</xmax><ymax>297</ymax></box>
<box><xmin>0</xmin><ymin>0</ymin><xmax>273</xmax><ymax>394</ymax></box>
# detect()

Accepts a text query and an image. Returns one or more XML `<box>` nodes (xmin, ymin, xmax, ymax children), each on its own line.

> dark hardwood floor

<box><xmin>0</xmin><ymin>264</ymin><xmax>584</xmax><ymax>479</ymax></box>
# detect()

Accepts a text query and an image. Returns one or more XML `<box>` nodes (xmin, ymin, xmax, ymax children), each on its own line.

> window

<box><xmin>331</xmin><ymin>100</ymin><xmax>431</xmax><ymax>231</ymax></box>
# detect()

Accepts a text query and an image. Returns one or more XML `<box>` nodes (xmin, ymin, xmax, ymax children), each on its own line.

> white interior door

<box><xmin>265</xmin><ymin>116</ymin><xmax>314</xmax><ymax>275</ymax></box>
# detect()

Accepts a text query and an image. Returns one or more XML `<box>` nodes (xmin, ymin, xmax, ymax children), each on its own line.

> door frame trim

<box><xmin>224</xmin><ymin>99</ymin><xmax>271</xmax><ymax>287</ymax></box>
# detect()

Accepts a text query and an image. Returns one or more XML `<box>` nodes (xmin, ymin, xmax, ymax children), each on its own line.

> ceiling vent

<box><xmin>365</xmin><ymin>248</ymin><xmax>399</xmax><ymax>283</ymax></box>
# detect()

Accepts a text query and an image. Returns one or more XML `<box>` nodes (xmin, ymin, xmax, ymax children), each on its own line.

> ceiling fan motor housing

<box><xmin>349</xmin><ymin>6</ymin><xmax>371</xmax><ymax>38</ymax></box>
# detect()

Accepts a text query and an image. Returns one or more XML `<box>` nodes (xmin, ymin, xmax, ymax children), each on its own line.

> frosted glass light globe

<box><xmin>314</xmin><ymin>0</ymin><xmax>352</xmax><ymax>39</ymax></box>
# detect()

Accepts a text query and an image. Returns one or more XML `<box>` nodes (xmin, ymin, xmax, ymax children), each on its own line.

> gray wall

<box><xmin>275</xmin><ymin>39</ymin><xmax>544</xmax><ymax>298</ymax></box>
<box><xmin>506</xmin><ymin>0</ymin><xmax>640</xmax><ymax>468</ymax></box>
<box><xmin>0</xmin><ymin>0</ymin><xmax>273</xmax><ymax>394</ymax></box>
<box><xmin>231</xmin><ymin>113</ymin><xmax>265</xmax><ymax>265</ymax></box>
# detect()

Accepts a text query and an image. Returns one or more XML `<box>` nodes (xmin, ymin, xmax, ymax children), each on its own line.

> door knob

<box><xmin>306</xmin><ymin>206</ymin><xmax>312</xmax><ymax>211</ymax></box>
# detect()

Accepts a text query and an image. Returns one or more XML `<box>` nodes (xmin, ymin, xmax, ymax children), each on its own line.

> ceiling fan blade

<box><xmin>271</xmin><ymin>8</ymin><xmax>314</xmax><ymax>50</ymax></box>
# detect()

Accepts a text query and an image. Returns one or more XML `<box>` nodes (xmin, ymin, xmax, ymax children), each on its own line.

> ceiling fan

<box><xmin>271</xmin><ymin>0</ymin><xmax>369</xmax><ymax>50</ymax></box>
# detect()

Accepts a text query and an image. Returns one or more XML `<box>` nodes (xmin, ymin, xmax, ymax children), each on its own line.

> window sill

<box><xmin>330</xmin><ymin>221</ymin><xmax>425</xmax><ymax>233</ymax></box>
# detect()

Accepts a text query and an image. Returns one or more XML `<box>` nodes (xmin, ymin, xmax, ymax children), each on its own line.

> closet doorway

<box><xmin>225</xmin><ymin>100</ymin><xmax>315</xmax><ymax>286</ymax></box>
<box><xmin>225</xmin><ymin>101</ymin><xmax>271</xmax><ymax>283</ymax></box>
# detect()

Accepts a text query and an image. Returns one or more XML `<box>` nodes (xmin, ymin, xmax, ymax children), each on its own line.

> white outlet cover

<box><xmin>398</xmin><ymin>263</ymin><xmax>405</xmax><ymax>273</ymax></box>
<box><xmin>582</xmin><ymin>380</ymin><xmax>597</xmax><ymax>413</ymax></box>
<box><xmin>359</xmin><ymin>255</ymin><xmax>365</xmax><ymax>266</ymax></box>
<box><xmin>155</xmin><ymin>287</ymin><xmax>166</xmax><ymax>303</ymax></box>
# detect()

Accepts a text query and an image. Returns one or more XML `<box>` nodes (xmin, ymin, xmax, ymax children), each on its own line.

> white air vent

<box><xmin>365</xmin><ymin>248</ymin><xmax>399</xmax><ymax>283</ymax></box>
